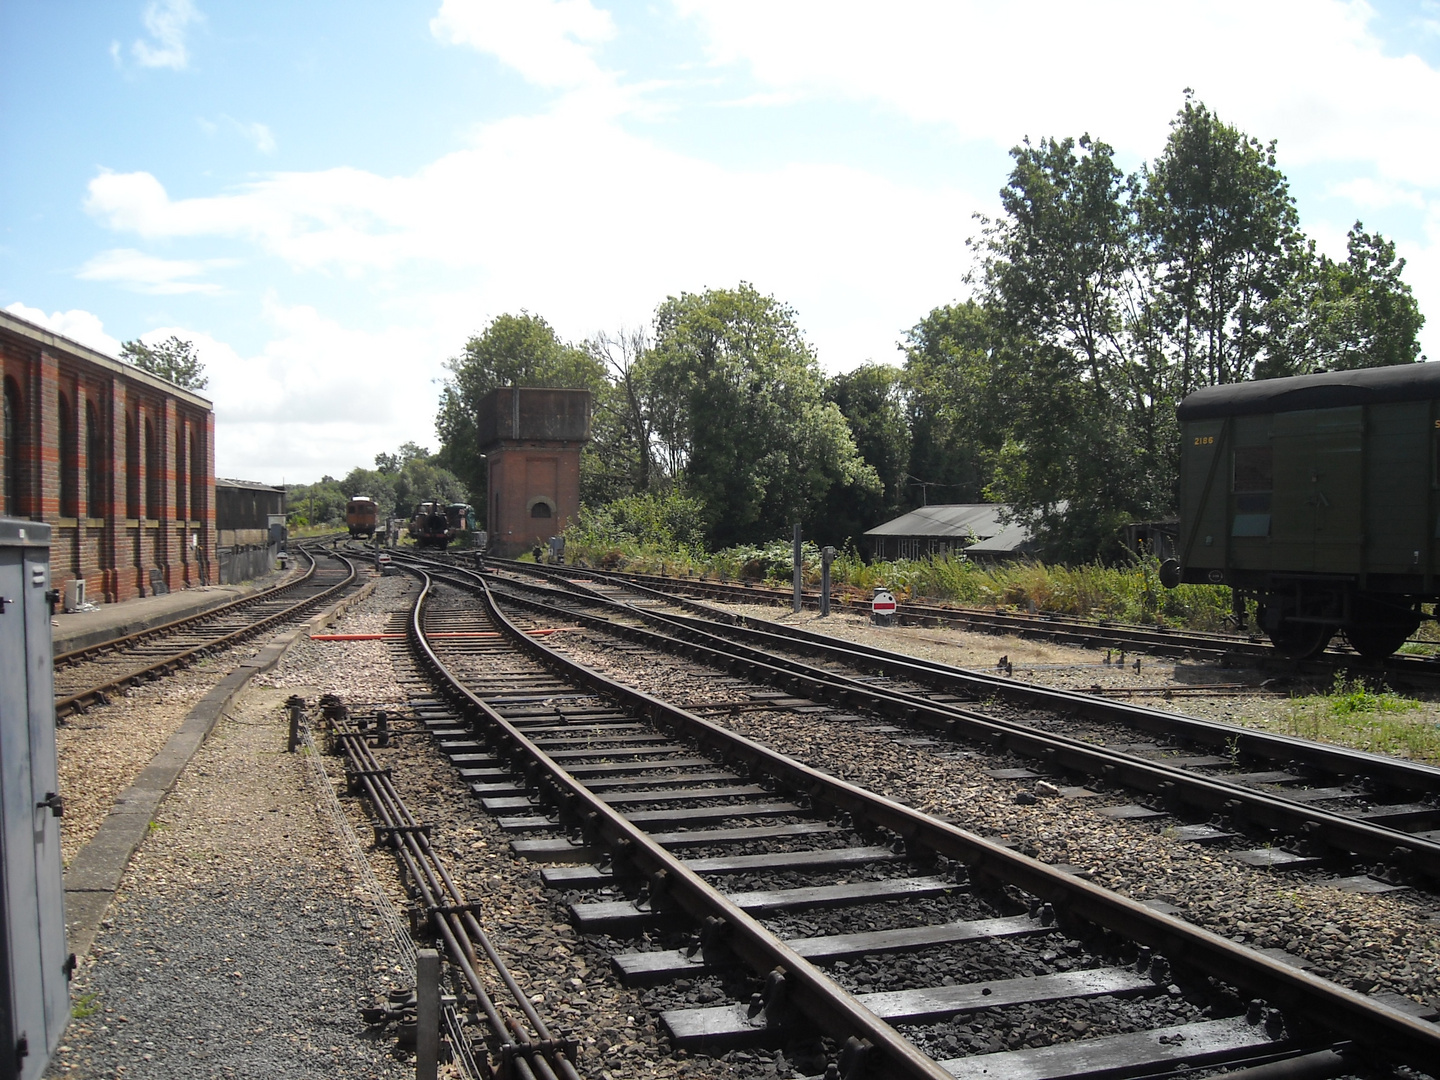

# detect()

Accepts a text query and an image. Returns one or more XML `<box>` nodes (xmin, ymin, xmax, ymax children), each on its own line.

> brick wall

<box><xmin>0</xmin><ymin>311</ymin><xmax>216</xmax><ymax>603</ymax></box>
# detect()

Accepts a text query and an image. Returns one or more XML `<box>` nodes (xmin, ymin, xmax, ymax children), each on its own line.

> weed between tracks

<box><xmin>1281</xmin><ymin>674</ymin><xmax>1440</xmax><ymax>764</ymax></box>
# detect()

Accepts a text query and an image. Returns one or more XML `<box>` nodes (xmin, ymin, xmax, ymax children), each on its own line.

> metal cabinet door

<box><xmin>0</xmin><ymin>543</ymin><xmax>42</xmax><ymax>1080</ymax></box>
<box><xmin>23</xmin><ymin>543</ymin><xmax>66</xmax><ymax>1078</ymax></box>
<box><xmin>0</xmin><ymin>534</ymin><xmax>67</xmax><ymax>1080</ymax></box>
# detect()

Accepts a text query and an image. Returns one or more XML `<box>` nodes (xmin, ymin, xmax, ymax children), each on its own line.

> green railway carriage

<box><xmin>1163</xmin><ymin>363</ymin><xmax>1440</xmax><ymax>659</ymax></box>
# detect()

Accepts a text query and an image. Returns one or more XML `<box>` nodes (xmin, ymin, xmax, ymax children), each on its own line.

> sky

<box><xmin>4</xmin><ymin>1</ymin><xmax>1440</xmax><ymax>484</ymax></box>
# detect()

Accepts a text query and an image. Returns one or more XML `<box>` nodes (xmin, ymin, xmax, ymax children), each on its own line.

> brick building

<box><xmin>0</xmin><ymin>308</ymin><xmax>216</xmax><ymax>603</ymax></box>
<box><xmin>477</xmin><ymin>387</ymin><xmax>591</xmax><ymax>557</ymax></box>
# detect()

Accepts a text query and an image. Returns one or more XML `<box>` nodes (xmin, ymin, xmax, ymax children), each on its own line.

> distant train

<box><xmin>346</xmin><ymin>496</ymin><xmax>378</xmax><ymax>539</ymax></box>
<box><xmin>1161</xmin><ymin>363</ymin><xmax>1440</xmax><ymax>659</ymax></box>
<box><xmin>408</xmin><ymin>501</ymin><xmax>476</xmax><ymax>548</ymax></box>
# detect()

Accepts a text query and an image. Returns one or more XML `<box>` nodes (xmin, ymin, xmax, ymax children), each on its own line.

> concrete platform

<box><xmin>51</xmin><ymin>568</ymin><xmax>291</xmax><ymax>655</ymax></box>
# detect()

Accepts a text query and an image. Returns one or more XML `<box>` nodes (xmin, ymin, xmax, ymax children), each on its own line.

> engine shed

<box><xmin>1</xmin><ymin>308</ymin><xmax>216</xmax><ymax>604</ymax></box>
<box><xmin>477</xmin><ymin>387</ymin><xmax>591</xmax><ymax>557</ymax></box>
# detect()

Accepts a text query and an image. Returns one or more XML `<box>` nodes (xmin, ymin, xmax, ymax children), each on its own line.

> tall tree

<box><xmin>120</xmin><ymin>335</ymin><xmax>209</xmax><ymax>390</ymax></box>
<box><xmin>819</xmin><ymin>363</ymin><xmax>911</xmax><ymax>545</ymax></box>
<box><xmin>646</xmin><ymin>283</ymin><xmax>878</xmax><ymax>547</ymax></box>
<box><xmin>1304</xmin><ymin>222</ymin><xmax>1427</xmax><ymax>371</ymax></box>
<box><xmin>435</xmin><ymin>313</ymin><xmax>607</xmax><ymax>520</ymax></box>
<box><xmin>1141</xmin><ymin>93</ymin><xmax>1305</xmax><ymax>390</ymax></box>
<box><xmin>901</xmin><ymin>300</ymin><xmax>1004</xmax><ymax>506</ymax></box>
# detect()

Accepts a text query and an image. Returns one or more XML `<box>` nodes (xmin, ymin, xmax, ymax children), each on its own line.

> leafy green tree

<box><xmin>817</xmin><ymin>363</ymin><xmax>910</xmax><ymax>546</ymax></box>
<box><xmin>435</xmin><ymin>313</ymin><xmax>607</xmax><ymax>516</ymax></box>
<box><xmin>902</xmin><ymin>300</ymin><xmax>1008</xmax><ymax>510</ymax></box>
<box><xmin>581</xmin><ymin>328</ymin><xmax>663</xmax><ymax>505</ymax></box>
<box><xmin>1141</xmin><ymin>93</ymin><xmax>1305</xmax><ymax>389</ymax></box>
<box><xmin>1301</xmin><ymin>222</ymin><xmax>1427</xmax><ymax>371</ymax></box>
<box><xmin>120</xmin><ymin>335</ymin><xmax>209</xmax><ymax>390</ymax></box>
<box><xmin>647</xmin><ymin>283</ymin><xmax>879</xmax><ymax>547</ymax></box>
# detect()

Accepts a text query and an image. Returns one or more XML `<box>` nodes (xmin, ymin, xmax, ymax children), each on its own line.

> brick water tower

<box><xmin>478</xmin><ymin>387</ymin><xmax>591</xmax><ymax>557</ymax></box>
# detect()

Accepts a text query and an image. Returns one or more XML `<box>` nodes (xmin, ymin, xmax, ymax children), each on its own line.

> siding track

<box><xmin>385</xmin><ymin>555</ymin><xmax>1440</xmax><ymax>1079</ymax></box>
<box><xmin>53</xmin><ymin>542</ymin><xmax>361</xmax><ymax>717</ymax></box>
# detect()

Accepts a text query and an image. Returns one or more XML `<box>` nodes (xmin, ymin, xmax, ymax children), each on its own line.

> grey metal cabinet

<box><xmin>0</xmin><ymin>519</ymin><xmax>68</xmax><ymax>1080</ymax></box>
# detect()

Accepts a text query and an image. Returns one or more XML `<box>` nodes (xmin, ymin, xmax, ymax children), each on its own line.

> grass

<box><xmin>562</xmin><ymin>530</ymin><xmax>1236</xmax><ymax>632</ymax></box>
<box><xmin>72</xmin><ymin>992</ymin><xmax>100</xmax><ymax>1019</ymax></box>
<box><xmin>1285</xmin><ymin>673</ymin><xmax>1440</xmax><ymax>764</ymax></box>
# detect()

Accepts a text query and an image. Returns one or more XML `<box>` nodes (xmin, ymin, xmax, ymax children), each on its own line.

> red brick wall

<box><xmin>0</xmin><ymin>320</ymin><xmax>216</xmax><ymax>604</ymax></box>
<box><xmin>485</xmin><ymin>441</ymin><xmax>582</xmax><ymax>557</ymax></box>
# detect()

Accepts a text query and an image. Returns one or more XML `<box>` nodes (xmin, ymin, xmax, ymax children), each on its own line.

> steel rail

<box><xmin>609</xmin><ymin>585</ymin><xmax>1440</xmax><ymax>801</ymax></box>
<box><xmin>412</xmin><ymin>562</ymin><xmax>1440</xmax><ymax>1074</ymax></box>
<box><xmin>330</xmin><ymin>709</ymin><xmax>581</xmax><ymax>1080</ymax></box>
<box><xmin>54</xmin><ymin>548</ymin><xmax>360</xmax><ymax>717</ymax></box>
<box><xmin>404</xmin><ymin>566</ymin><xmax>957</xmax><ymax>1080</ymax></box>
<box><xmin>472</xmin><ymin>560</ymin><xmax>1440</xmax><ymax>825</ymax></box>
<box><xmin>469</xmin><ymin>565</ymin><xmax>1440</xmax><ymax>890</ymax></box>
<box><xmin>53</xmin><ymin>549</ymin><xmax>318</xmax><ymax>668</ymax></box>
<box><xmin>488</xmin><ymin>556</ymin><xmax>1440</xmax><ymax>684</ymax></box>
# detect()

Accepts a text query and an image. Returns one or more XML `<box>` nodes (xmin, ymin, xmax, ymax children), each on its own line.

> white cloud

<box><xmin>131</xmin><ymin>0</ymin><xmax>201</xmax><ymax>71</ymax></box>
<box><xmin>76</xmin><ymin>248</ymin><xmax>233</xmax><ymax>295</ymax></box>
<box><xmin>675</xmin><ymin>0</ymin><xmax>1440</xmax><ymax>189</ymax></box>
<box><xmin>82</xmin><ymin>105</ymin><xmax>981</xmax><ymax>370</ymax></box>
<box><xmin>196</xmin><ymin>298</ymin><xmax>456</xmax><ymax>480</ymax></box>
<box><xmin>431</xmin><ymin>0</ymin><xmax>616</xmax><ymax>89</ymax></box>
<box><xmin>4</xmin><ymin>303</ymin><xmax>122</xmax><ymax>356</ymax></box>
<box><xmin>233</xmin><ymin>119</ymin><xmax>276</xmax><ymax>154</ymax></box>
<box><xmin>1327</xmin><ymin>177</ymin><xmax>1427</xmax><ymax>211</ymax></box>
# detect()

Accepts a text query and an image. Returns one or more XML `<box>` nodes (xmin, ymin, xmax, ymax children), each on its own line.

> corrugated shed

<box><xmin>864</xmin><ymin>503</ymin><xmax>1036</xmax><ymax>559</ymax></box>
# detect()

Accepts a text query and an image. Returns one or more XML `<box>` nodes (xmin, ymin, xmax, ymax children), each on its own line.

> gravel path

<box><xmin>47</xmin><ymin>645</ymin><xmax>416</xmax><ymax>1077</ymax></box>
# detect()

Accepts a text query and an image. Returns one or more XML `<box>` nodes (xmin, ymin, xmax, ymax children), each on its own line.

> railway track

<box><xmin>372</xmin><ymin>556</ymin><xmax>1440</xmax><ymax>1079</ymax></box>
<box><xmin>425</xmin><ymin>556</ymin><xmax>1440</xmax><ymax>895</ymax></box>
<box><xmin>53</xmin><ymin>543</ymin><xmax>362</xmax><ymax>717</ymax></box>
<box><xmin>479</xmin><ymin>557</ymin><xmax>1440</xmax><ymax>689</ymax></box>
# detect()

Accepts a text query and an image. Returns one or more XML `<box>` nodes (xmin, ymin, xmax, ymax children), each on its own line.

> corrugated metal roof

<box><xmin>965</xmin><ymin>519</ymin><xmax>1036</xmax><ymax>556</ymax></box>
<box><xmin>216</xmin><ymin>477</ymin><xmax>285</xmax><ymax>492</ymax></box>
<box><xmin>863</xmin><ymin>503</ymin><xmax>1012</xmax><ymax>539</ymax></box>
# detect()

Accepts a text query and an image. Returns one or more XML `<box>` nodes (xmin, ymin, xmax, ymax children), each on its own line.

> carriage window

<box><xmin>1233</xmin><ymin>446</ymin><xmax>1272</xmax><ymax>492</ymax></box>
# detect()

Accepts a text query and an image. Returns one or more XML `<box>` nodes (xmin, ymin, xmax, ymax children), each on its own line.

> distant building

<box><xmin>1</xmin><ymin>307</ymin><xmax>216</xmax><ymax>602</ymax></box>
<box><xmin>864</xmin><ymin>504</ymin><xmax>1038</xmax><ymax>561</ymax></box>
<box><xmin>478</xmin><ymin>387</ymin><xmax>591</xmax><ymax>557</ymax></box>
<box><xmin>215</xmin><ymin>478</ymin><xmax>285</xmax><ymax>584</ymax></box>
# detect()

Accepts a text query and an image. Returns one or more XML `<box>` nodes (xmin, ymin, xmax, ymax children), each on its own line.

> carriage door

<box><xmin>1311</xmin><ymin>406</ymin><xmax>1364</xmax><ymax>575</ymax></box>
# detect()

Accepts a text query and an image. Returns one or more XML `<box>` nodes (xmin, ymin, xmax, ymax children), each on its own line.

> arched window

<box><xmin>530</xmin><ymin>500</ymin><xmax>553</xmax><ymax>519</ymax></box>
<box><xmin>86</xmin><ymin>400</ymin><xmax>105</xmax><ymax>519</ymax></box>
<box><xmin>3</xmin><ymin>377</ymin><xmax>22</xmax><ymax>517</ymax></box>
<box><xmin>189</xmin><ymin>424</ymin><xmax>204</xmax><ymax>524</ymax></box>
<box><xmin>58</xmin><ymin>392</ymin><xmax>77</xmax><ymax>518</ymax></box>
<box><xmin>145</xmin><ymin>417</ymin><xmax>160</xmax><ymax>520</ymax></box>
<box><xmin>174</xmin><ymin>424</ymin><xmax>187</xmax><ymax>522</ymax></box>
<box><xmin>126</xmin><ymin>411</ymin><xmax>140</xmax><ymax>519</ymax></box>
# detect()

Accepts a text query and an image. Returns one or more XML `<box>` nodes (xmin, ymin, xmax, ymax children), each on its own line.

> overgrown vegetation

<box><xmin>1284</xmin><ymin>674</ymin><xmax>1438</xmax><ymax>764</ymax></box>
<box><xmin>561</xmin><ymin>520</ymin><xmax>1232</xmax><ymax>629</ymax></box>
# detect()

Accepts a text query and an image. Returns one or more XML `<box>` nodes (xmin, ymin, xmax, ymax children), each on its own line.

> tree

<box><xmin>1141</xmin><ymin>93</ymin><xmax>1305</xmax><ymax>390</ymax></box>
<box><xmin>120</xmin><ymin>335</ymin><xmax>209</xmax><ymax>390</ymax></box>
<box><xmin>902</xmin><ymin>301</ymin><xmax>1005</xmax><ymax>510</ymax></box>
<box><xmin>435</xmin><ymin>313</ymin><xmax>607</xmax><ymax>519</ymax></box>
<box><xmin>1303</xmin><ymin>222</ymin><xmax>1427</xmax><ymax>371</ymax></box>
<box><xmin>582</xmin><ymin>327</ymin><xmax>661</xmax><ymax>504</ymax></box>
<box><xmin>819</xmin><ymin>363</ymin><xmax>911</xmax><ymax>546</ymax></box>
<box><xmin>647</xmin><ymin>283</ymin><xmax>879</xmax><ymax>547</ymax></box>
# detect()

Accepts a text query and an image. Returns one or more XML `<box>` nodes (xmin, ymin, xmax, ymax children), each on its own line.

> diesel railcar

<box><xmin>1161</xmin><ymin>363</ymin><xmax>1440</xmax><ymax>659</ymax></box>
<box><xmin>346</xmin><ymin>496</ymin><xmax>378</xmax><ymax>539</ymax></box>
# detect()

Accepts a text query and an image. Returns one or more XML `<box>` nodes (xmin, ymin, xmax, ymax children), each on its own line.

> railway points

<box><xmin>42</xmin><ymin>541</ymin><xmax>1440</xmax><ymax>1080</ymax></box>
